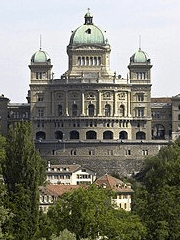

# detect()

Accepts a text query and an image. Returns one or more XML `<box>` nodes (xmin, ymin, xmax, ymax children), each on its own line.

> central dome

<box><xmin>69</xmin><ymin>10</ymin><xmax>108</xmax><ymax>46</ymax></box>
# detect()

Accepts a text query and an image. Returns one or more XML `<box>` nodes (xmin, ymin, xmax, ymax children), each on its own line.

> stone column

<box><xmin>127</xmin><ymin>91</ymin><xmax>131</xmax><ymax>117</ymax></box>
<box><xmin>51</xmin><ymin>91</ymin><xmax>54</xmax><ymax>115</ymax></box>
<box><xmin>81</xmin><ymin>91</ymin><xmax>85</xmax><ymax>116</ymax></box>
<box><xmin>114</xmin><ymin>91</ymin><xmax>118</xmax><ymax>116</ymax></box>
<box><xmin>98</xmin><ymin>90</ymin><xmax>102</xmax><ymax>116</ymax></box>
<box><xmin>65</xmin><ymin>90</ymin><xmax>69</xmax><ymax>116</ymax></box>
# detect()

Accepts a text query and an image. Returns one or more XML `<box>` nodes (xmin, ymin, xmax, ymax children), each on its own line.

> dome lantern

<box><xmin>84</xmin><ymin>8</ymin><xmax>93</xmax><ymax>25</ymax></box>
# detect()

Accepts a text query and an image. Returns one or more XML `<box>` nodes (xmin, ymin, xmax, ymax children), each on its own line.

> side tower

<box><xmin>29</xmin><ymin>49</ymin><xmax>53</xmax><ymax>140</ymax></box>
<box><xmin>128</xmin><ymin>48</ymin><xmax>152</xmax><ymax>140</ymax></box>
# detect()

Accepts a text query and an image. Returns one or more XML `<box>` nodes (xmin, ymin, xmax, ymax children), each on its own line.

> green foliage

<box><xmin>1</xmin><ymin>122</ymin><xmax>46</xmax><ymax>240</ymax></box>
<box><xmin>134</xmin><ymin>138</ymin><xmax>180</xmax><ymax>240</ymax></box>
<box><xmin>48</xmin><ymin>184</ymin><xmax>146</xmax><ymax>240</ymax></box>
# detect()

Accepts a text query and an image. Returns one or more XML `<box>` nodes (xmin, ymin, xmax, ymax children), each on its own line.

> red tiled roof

<box><xmin>39</xmin><ymin>184</ymin><xmax>80</xmax><ymax>197</ymax></box>
<box><xmin>151</xmin><ymin>97</ymin><xmax>171</xmax><ymax>103</ymax></box>
<box><xmin>95</xmin><ymin>174</ymin><xmax>133</xmax><ymax>193</ymax></box>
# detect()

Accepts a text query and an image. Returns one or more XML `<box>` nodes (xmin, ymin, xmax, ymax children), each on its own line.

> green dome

<box><xmin>31</xmin><ymin>50</ymin><xmax>50</xmax><ymax>63</ymax></box>
<box><xmin>70</xmin><ymin>24</ymin><xmax>107</xmax><ymax>45</ymax></box>
<box><xmin>130</xmin><ymin>48</ymin><xmax>150</xmax><ymax>63</ymax></box>
<box><xmin>69</xmin><ymin>10</ymin><xmax>108</xmax><ymax>46</ymax></box>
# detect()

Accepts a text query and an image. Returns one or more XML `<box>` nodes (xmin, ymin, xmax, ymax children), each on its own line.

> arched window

<box><xmin>103</xmin><ymin>131</ymin><xmax>113</xmax><ymax>140</ymax></box>
<box><xmin>104</xmin><ymin>104</ymin><xmax>111</xmax><ymax>117</ymax></box>
<box><xmin>70</xmin><ymin>131</ymin><xmax>79</xmax><ymax>140</ymax></box>
<box><xmin>152</xmin><ymin>124</ymin><xmax>165</xmax><ymax>140</ymax></box>
<box><xmin>136</xmin><ymin>131</ymin><xmax>146</xmax><ymax>140</ymax></box>
<box><xmin>86</xmin><ymin>57</ymin><xmax>89</xmax><ymax>66</ymax></box>
<box><xmin>82</xmin><ymin>57</ymin><xmax>85</xmax><ymax>66</ymax></box>
<box><xmin>58</xmin><ymin>105</ymin><xmax>63</xmax><ymax>116</ymax></box>
<box><xmin>78</xmin><ymin>57</ymin><xmax>81</xmax><ymax>66</ymax></box>
<box><xmin>86</xmin><ymin>131</ymin><xmax>97</xmax><ymax>139</ymax></box>
<box><xmin>119</xmin><ymin>131</ymin><xmax>128</xmax><ymax>140</ymax></box>
<box><xmin>119</xmin><ymin>105</ymin><xmax>125</xmax><ymax>117</ymax></box>
<box><xmin>36</xmin><ymin>131</ymin><xmax>46</xmax><ymax>140</ymax></box>
<box><xmin>72</xmin><ymin>104</ymin><xmax>78</xmax><ymax>116</ymax></box>
<box><xmin>88</xmin><ymin>104</ymin><xmax>95</xmax><ymax>117</ymax></box>
<box><xmin>55</xmin><ymin>131</ymin><xmax>63</xmax><ymax>140</ymax></box>
<box><xmin>94</xmin><ymin>57</ymin><xmax>97</xmax><ymax>65</ymax></box>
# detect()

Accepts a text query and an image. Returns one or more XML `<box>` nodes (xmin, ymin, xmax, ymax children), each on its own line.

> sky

<box><xmin>0</xmin><ymin>0</ymin><xmax>180</xmax><ymax>102</ymax></box>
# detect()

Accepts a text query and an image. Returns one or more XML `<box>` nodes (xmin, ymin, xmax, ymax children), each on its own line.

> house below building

<box><xmin>46</xmin><ymin>162</ymin><xmax>96</xmax><ymax>185</ymax></box>
<box><xmin>95</xmin><ymin>174</ymin><xmax>133</xmax><ymax>211</ymax></box>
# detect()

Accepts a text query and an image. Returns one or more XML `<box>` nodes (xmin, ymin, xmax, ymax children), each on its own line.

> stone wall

<box><xmin>37</xmin><ymin>140</ymin><xmax>169</xmax><ymax>177</ymax></box>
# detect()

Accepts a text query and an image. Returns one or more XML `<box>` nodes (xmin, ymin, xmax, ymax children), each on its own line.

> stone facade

<box><xmin>1</xmin><ymin>10</ymin><xmax>180</xmax><ymax>177</ymax></box>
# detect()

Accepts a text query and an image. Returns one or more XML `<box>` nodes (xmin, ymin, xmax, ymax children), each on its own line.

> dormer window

<box><xmin>86</xmin><ymin>28</ymin><xmax>91</xmax><ymax>34</ymax></box>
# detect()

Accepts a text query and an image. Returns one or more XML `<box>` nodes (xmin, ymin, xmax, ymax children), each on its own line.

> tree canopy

<box><xmin>0</xmin><ymin>122</ymin><xmax>46</xmax><ymax>240</ymax></box>
<box><xmin>133</xmin><ymin>138</ymin><xmax>180</xmax><ymax>240</ymax></box>
<box><xmin>48</xmin><ymin>184</ymin><xmax>146</xmax><ymax>240</ymax></box>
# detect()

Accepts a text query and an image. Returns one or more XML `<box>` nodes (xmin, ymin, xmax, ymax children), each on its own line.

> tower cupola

<box><xmin>84</xmin><ymin>8</ymin><xmax>93</xmax><ymax>25</ymax></box>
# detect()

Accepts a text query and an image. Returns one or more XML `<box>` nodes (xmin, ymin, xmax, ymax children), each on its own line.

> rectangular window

<box><xmin>137</xmin><ymin>108</ymin><xmax>144</xmax><ymax>117</ymax></box>
<box><xmin>125</xmin><ymin>150</ymin><xmax>131</xmax><ymax>155</ymax></box>
<box><xmin>137</xmin><ymin>94</ymin><xmax>144</xmax><ymax>102</ymax></box>
<box><xmin>89</xmin><ymin>150</ymin><xmax>94</xmax><ymax>155</ymax></box>
<box><xmin>142</xmin><ymin>150</ymin><xmax>148</xmax><ymax>155</ymax></box>
<box><xmin>38</xmin><ymin>109</ymin><xmax>44</xmax><ymax>117</ymax></box>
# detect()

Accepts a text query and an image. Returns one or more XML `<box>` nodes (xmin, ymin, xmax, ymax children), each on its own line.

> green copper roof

<box><xmin>69</xmin><ymin>10</ymin><xmax>108</xmax><ymax>45</ymax></box>
<box><xmin>31</xmin><ymin>50</ymin><xmax>50</xmax><ymax>63</ymax></box>
<box><xmin>70</xmin><ymin>24</ymin><xmax>106</xmax><ymax>45</ymax></box>
<box><xmin>131</xmin><ymin>48</ymin><xmax>150</xmax><ymax>63</ymax></box>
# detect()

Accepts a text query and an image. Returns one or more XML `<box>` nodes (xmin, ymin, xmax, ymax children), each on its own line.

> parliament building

<box><xmin>1</xmin><ymin>10</ymin><xmax>180</xmax><ymax>176</ymax></box>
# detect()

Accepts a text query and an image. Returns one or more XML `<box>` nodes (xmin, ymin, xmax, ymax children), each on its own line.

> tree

<box><xmin>133</xmin><ymin>138</ymin><xmax>180</xmax><ymax>240</ymax></box>
<box><xmin>1</xmin><ymin>122</ymin><xmax>46</xmax><ymax>240</ymax></box>
<box><xmin>48</xmin><ymin>184</ymin><xmax>146</xmax><ymax>240</ymax></box>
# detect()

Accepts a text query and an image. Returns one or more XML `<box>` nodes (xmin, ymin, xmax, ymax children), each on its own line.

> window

<box><xmin>55</xmin><ymin>131</ymin><xmax>63</xmax><ymax>140</ymax></box>
<box><xmin>86</xmin><ymin>28</ymin><xmax>91</xmax><ymax>34</ymax></box>
<box><xmin>86</xmin><ymin>57</ymin><xmax>89</xmax><ymax>65</ymax></box>
<box><xmin>107</xmin><ymin>150</ymin><xmax>113</xmax><ymax>155</ymax></box>
<box><xmin>38</xmin><ymin>95</ymin><xmax>43</xmax><ymax>101</ymax></box>
<box><xmin>104</xmin><ymin>104</ymin><xmax>111</xmax><ymax>117</ymax></box>
<box><xmin>103</xmin><ymin>131</ymin><xmax>113</xmax><ymax>139</ymax></box>
<box><xmin>136</xmin><ymin>131</ymin><xmax>146</xmax><ymax>140</ymax></box>
<box><xmin>178</xmin><ymin>114</ymin><xmax>180</xmax><ymax>120</ymax></box>
<box><xmin>137</xmin><ymin>72</ymin><xmax>146</xmax><ymax>80</ymax></box>
<box><xmin>71</xmin><ymin>150</ymin><xmax>76</xmax><ymax>155</ymax></box>
<box><xmin>119</xmin><ymin>105</ymin><xmax>125</xmax><ymax>117</ymax></box>
<box><xmin>72</xmin><ymin>104</ymin><xmax>78</xmax><ymax>116</ymax></box>
<box><xmin>58</xmin><ymin>105</ymin><xmax>63</xmax><ymax>116</ymax></box>
<box><xmin>70</xmin><ymin>131</ymin><xmax>79</xmax><ymax>140</ymax></box>
<box><xmin>37</xmin><ymin>109</ymin><xmax>44</xmax><ymax>117</ymax></box>
<box><xmin>125</xmin><ymin>150</ymin><xmax>131</xmax><ymax>155</ymax></box>
<box><xmin>86</xmin><ymin>131</ymin><xmax>97</xmax><ymax>139</ymax></box>
<box><xmin>88</xmin><ymin>104</ymin><xmax>95</xmax><ymax>117</ymax></box>
<box><xmin>82</xmin><ymin>57</ymin><xmax>85</xmax><ymax>66</ymax></box>
<box><xmin>89</xmin><ymin>150</ymin><xmax>94</xmax><ymax>155</ymax></box>
<box><xmin>78</xmin><ymin>57</ymin><xmax>81</xmax><ymax>66</ymax></box>
<box><xmin>137</xmin><ymin>94</ymin><xmax>144</xmax><ymax>102</ymax></box>
<box><xmin>36</xmin><ymin>131</ymin><xmax>46</xmax><ymax>140</ymax></box>
<box><xmin>119</xmin><ymin>131</ymin><xmax>128</xmax><ymax>140</ymax></box>
<box><xmin>142</xmin><ymin>150</ymin><xmax>148</xmax><ymax>155</ymax></box>
<box><xmin>36</xmin><ymin>72</ymin><xmax>42</xmax><ymax>79</ymax></box>
<box><xmin>152</xmin><ymin>124</ymin><xmax>165</xmax><ymax>140</ymax></box>
<box><xmin>136</xmin><ymin>108</ymin><xmax>144</xmax><ymax>117</ymax></box>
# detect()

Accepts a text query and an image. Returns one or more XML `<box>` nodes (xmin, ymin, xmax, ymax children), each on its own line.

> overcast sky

<box><xmin>0</xmin><ymin>0</ymin><xmax>180</xmax><ymax>102</ymax></box>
